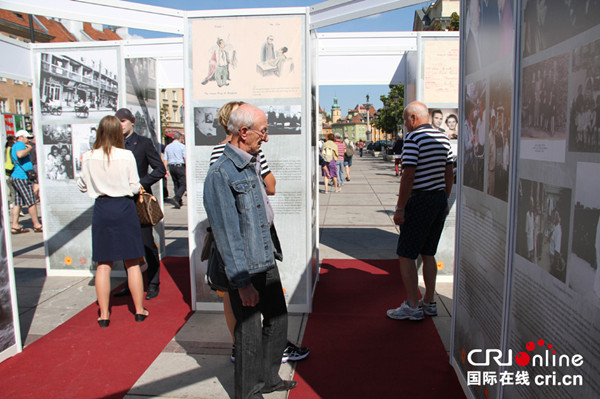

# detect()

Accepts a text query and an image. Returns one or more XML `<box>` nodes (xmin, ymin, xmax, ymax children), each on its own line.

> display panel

<box><xmin>187</xmin><ymin>13</ymin><xmax>311</xmax><ymax>311</ymax></box>
<box><xmin>36</xmin><ymin>47</ymin><xmax>120</xmax><ymax>273</ymax></box>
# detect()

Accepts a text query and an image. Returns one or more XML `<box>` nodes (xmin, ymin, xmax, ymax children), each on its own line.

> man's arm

<box><xmin>393</xmin><ymin>166</ymin><xmax>415</xmax><ymax>226</ymax></box>
<box><xmin>16</xmin><ymin>143</ymin><xmax>33</xmax><ymax>159</ymax></box>
<box><xmin>140</xmin><ymin>139</ymin><xmax>166</xmax><ymax>190</ymax></box>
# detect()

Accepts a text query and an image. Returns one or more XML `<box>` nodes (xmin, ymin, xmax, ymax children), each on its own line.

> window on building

<box><xmin>0</xmin><ymin>98</ymin><xmax>7</xmax><ymax>113</ymax></box>
<box><xmin>172</xmin><ymin>105</ymin><xmax>178</xmax><ymax>121</ymax></box>
<box><xmin>15</xmin><ymin>100</ymin><xmax>23</xmax><ymax>114</ymax></box>
<box><xmin>14</xmin><ymin>80</ymin><xmax>23</xmax><ymax>85</ymax></box>
<box><xmin>162</xmin><ymin>89</ymin><xmax>168</xmax><ymax>100</ymax></box>
<box><xmin>172</xmin><ymin>90</ymin><xmax>177</xmax><ymax>101</ymax></box>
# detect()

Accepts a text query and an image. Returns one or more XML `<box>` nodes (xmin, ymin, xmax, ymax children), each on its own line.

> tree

<box><xmin>372</xmin><ymin>85</ymin><xmax>405</xmax><ymax>137</ymax></box>
<box><xmin>448</xmin><ymin>12</ymin><xmax>460</xmax><ymax>31</ymax></box>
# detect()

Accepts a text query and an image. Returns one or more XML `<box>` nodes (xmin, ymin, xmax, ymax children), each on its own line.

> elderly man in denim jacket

<box><xmin>203</xmin><ymin>103</ymin><xmax>295</xmax><ymax>398</ymax></box>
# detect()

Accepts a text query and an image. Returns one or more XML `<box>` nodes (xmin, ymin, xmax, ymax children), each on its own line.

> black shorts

<box><xmin>396</xmin><ymin>190</ymin><xmax>448</xmax><ymax>259</ymax></box>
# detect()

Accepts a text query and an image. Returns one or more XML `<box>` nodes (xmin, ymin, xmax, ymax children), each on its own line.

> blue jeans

<box><xmin>229</xmin><ymin>266</ymin><xmax>288</xmax><ymax>399</ymax></box>
<box><xmin>336</xmin><ymin>159</ymin><xmax>345</xmax><ymax>182</ymax></box>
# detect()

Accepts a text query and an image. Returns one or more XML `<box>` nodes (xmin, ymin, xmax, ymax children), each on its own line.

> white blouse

<box><xmin>77</xmin><ymin>147</ymin><xmax>140</xmax><ymax>199</ymax></box>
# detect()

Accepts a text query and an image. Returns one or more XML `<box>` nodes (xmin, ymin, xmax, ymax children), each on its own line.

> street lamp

<box><xmin>392</xmin><ymin>94</ymin><xmax>399</xmax><ymax>142</ymax></box>
<box><xmin>364</xmin><ymin>94</ymin><xmax>371</xmax><ymax>142</ymax></box>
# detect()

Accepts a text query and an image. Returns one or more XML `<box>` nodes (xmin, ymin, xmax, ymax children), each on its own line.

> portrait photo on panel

<box><xmin>44</xmin><ymin>144</ymin><xmax>74</xmax><ymax>180</ymax></box>
<box><xmin>42</xmin><ymin>124</ymin><xmax>72</xmax><ymax>145</ymax></box>
<box><xmin>463</xmin><ymin>80</ymin><xmax>486</xmax><ymax>192</ymax></box>
<box><xmin>429</xmin><ymin>108</ymin><xmax>459</xmax><ymax>139</ymax></box>
<box><xmin>568</xmin><ymin>38</ymin><xmax>600</xmax><ymax>153</ymax></box>
<box><xmin>516</xmin><ymin>178</ymin><xmax>571</xmax><ymax>283</ymax></box>
<box><xmin>194</xmin><ymin>106</ymin><xmax>227</xmax><ymax>146</ymax></box>
<box><xmin>521</xmin><ymin>52</ymin><xmax>569</xmax><ymax>141</ymax></box>
<box><xmin>487</xmin><ymin>73</ymin><xmax>512</xmax><ymax>202</ymax></box>
<box><xmin>571</xmin><ymin>162</ymin><xmax>600</xmax><ymax>299</ymax></box>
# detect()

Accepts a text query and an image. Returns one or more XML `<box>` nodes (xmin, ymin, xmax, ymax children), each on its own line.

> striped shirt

<box><xmin>402</xmin><ymin>124</ymin><xmax>453</xmax><ymax>191</ymax></box>
<box><xmin>210</xmin><ymin>144</ymin><xmax>271</xmax><ymax>178</ymax></box>
<box><xmin>335</xmin><ymin>140</ymin><xmax>346</xmax><ymax>161</ymax></box>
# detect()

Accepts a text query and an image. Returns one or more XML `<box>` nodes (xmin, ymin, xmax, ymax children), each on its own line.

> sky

<box><xmin>127</xmin><ymin>0</ymin><xmax>431</xmax><ymax>115</ymax></box>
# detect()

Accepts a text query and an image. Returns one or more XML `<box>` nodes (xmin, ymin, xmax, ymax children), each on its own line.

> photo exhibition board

<box><xmin>453</xmin><ymin>0</ymin><xmax>515</xmax><ymax>398</ymax></box>
<box><xmin>0</xmin><ymin>125</ymin><xmax>20</xmax><ymax>360</ymax></box>
<box><xmin>34</xmin><ymin>46</ymin><xmax>121</xmax><ymax>274</ymax></box>
<box><xmin>507</xmin><ymin>2</ymin><xmax>600</xmax><ymax>398</ymax></box>
<box><xmin>452</xmin><ymin>1</ymin><xmax>600</xmax><ymax>398</ymax></box>
<box><xmin>186</xmin><ymin>12</ymin><xmax>311</xmax><ymax>312</ymax></box>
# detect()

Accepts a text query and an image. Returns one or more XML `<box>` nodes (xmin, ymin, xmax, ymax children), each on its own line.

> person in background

<box><xmin>5</xmin><ymin>135</ymin><xmax>16</xmax><ymax>208</ymax></box>
<box><xmin>322</xmin><ymin>133</ymin><xmax>339</xmax><ymax>193</ymax></box>
<box><xmin>343</xmin><ymin>134</ymin><xmax>354</xmax><ymax>182</ymax></box>
<box><xmin>358</xmin><ymin>139</ymin><xmax>364</xmax><ymax>157</ymax></box>
<box><xmin>392</xmin><ymin>133</ymin><xmax>404</xmax><ymax>177</ymax></box>
<box><xmin>10</xmin><ymin>130</ymin><xmax>42</xmax><ymax>234</ymax></box>
<box><xmin>114</xmin><ymin>108</ymin><xmax>166</xmax><ymax>300</ymax></box>
<box><xmin>445</xmin><ymin>114</ymin><xmax>459</xmax><ymax>139</ymax></box>
<box><xmin>77</xmin><ymin>116</ymin><xmax>148</xmax><ymax>327</ymax></box>
<box><xmin>164</xmin><ymin>132</ymin><xmax>186</xmax><ymax>209</ymax></box>
<box><xmin>334</xmin><ymin>133</ymin><xmax>346</xmax><ymax>186</ymax></box>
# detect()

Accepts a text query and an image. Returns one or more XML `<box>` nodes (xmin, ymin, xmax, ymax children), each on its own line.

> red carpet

<box><xmin>0</xmin><ymin>257</ymin><xmax>192</xmax><ymax>399</ymax></box>
<box><xmin>290</xmin><ymin>259</ymin><xmax>465</xmax><ymax>399</ymax></box>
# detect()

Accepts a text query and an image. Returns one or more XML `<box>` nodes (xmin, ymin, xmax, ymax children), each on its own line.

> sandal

<box><xmin>33</xmin><ymin>226</ymin><xmax>43</xmax><ymax>233</ymax></box>
<box><xmin>11</xmin><ymin>227</ymin><xmax>29</xmax><ymax>234</ymax></box>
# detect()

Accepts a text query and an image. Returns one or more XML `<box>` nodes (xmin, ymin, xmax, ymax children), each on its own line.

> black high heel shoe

<box><xmin>98</xmin><ymin>312</ymin><xmax>110</xmax><ymax>328</ymax></box>
<box><xmin>135</xmin><ymin>308</ymin><xmax>149</xmax><ymax>322</ymax></box>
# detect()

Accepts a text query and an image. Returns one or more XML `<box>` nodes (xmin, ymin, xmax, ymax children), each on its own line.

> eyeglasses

<box><xmin>250</xmin><ymin>127</ymin><xmax>268</xmax><ymax>139</ymax></box>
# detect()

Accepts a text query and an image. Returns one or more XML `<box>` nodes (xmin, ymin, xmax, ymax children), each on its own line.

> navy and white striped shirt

<box><xmin>210</xmin><ymin>144</ymin><xmax>271</xmax><ymax>178</ymax></box>
<box><xmin>402</xmin><ymin>124</ymin><xmax>453</xmax><ymax>191</ymax></box>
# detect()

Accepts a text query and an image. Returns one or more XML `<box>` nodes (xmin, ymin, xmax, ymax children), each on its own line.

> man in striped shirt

<box><xmin>334</xmin><ymin>133</ymin><xmax>346</xmax><ymax>186</ymax></box>
<box><xmin>386</xmin><ymin>101</ymin><xmax>454</xmax><ymax>321</ymax></box>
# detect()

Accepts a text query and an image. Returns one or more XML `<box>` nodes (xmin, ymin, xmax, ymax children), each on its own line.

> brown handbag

<box><xmin>135</xmin><ymin>186</ymin><xmax>164</xmax><ymax>227</ymax></box>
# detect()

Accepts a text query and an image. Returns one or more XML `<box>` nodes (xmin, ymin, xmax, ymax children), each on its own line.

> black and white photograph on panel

<box><xmin>521</xmin><ymin>53</ymin><xmax>569</xmax><ymax>141</ymax></box>
<box><xmin>463</xmin><ymin>79</ymin><xmax>486</xmax><ymax>192</ymax></box>
<box><xmin>0</xmin><ymin>197</ymin><xmax>16</xmax><ymax>353</ymax></box>
<box><xmin>44</xmin><ymin>144</ymin><xmax>74</xmax><ymax>180</ymax></box>
<box><xmin>259</xmin><ymin>105</ymin><xmax>301</xmax><ymax>135</ymax></box>
<box><xmin>71</xmin><ymin>123</ymin><xmax>97</xmax><ymax>176</ymax></box>
<box><xmin>516</xmin><ymin>178</ymin><xmax>571</xmax><ymax>283</ymax></box>
<box><xmin>568</xmin><ymin>38</ymin><xmax>600</xmax><ymax>153</ymax></box>
<box><xmin>39</xmin><ymin>49</ymin><xmax>119</xmax><ymax>121</ymax></box>
<box><xmin>194</xmin><ymin>106</ymin><xmax>226</xmax><ymax>146</ymax></box>
<box><xmin>522</xmin><ymin>0</ymin><xmax>600</xmax><ymax>58</ymax></box>
<box><xmin>42</xmin><ymin>124</ymin><xmax>72</xmax><ymax>145</ymax></box>
<box><xmin>486</xmin><ymin>73</ymin><xmax>512</xmax><ymax>202</ymax></box>
<box><xmin>570</xmin><ymin>162</ymin><xmax>600</xmax><ymax>299</ymax></box>
<box><xmin>125</xmin><ymin>58</ymin><xmax>158</xmax><ymax>147</ymax></box>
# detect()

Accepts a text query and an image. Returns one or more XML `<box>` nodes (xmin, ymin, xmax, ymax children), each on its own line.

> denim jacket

<box><xmin>203</xmin><ymin>144</ymin><xmax>282</xmax><ymax>289</ymax></box>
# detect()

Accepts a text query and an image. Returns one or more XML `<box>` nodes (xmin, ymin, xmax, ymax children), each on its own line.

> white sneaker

<box><xmin>386</xmin><ymin>301</ymin><xmax>424</xmax><ymax>321</ymax></box>
<box><xmin>419</xmin><ymin>300</ymin><xmax>438</xmax><ymax>316</ymax></box>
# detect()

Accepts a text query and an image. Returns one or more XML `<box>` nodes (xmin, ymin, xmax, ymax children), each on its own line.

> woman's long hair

<box><xmin>93</xmin><ymin>116</ymin><xmax>124</xmax><ymax>162</ymax></box>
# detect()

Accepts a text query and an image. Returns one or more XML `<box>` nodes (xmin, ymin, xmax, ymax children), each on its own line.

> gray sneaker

<box><xmin>419</xmin><ymin>300</ymin><xmax>438</xmax><ymax>316</ymax></box>
<box><xmin>386</xmin><ymin>301</ymin><xmax>424</xmax><ymax>321</ymax></box>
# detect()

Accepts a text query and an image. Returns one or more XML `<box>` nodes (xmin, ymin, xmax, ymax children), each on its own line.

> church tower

<box><xmin>331</xmin><ymin>96</ymin><xmax>341</xmax><ymax>124</ymax></box>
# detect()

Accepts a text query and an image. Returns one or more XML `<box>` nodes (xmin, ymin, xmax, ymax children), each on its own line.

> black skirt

<box><xmin>92</xmin><ymin>196</ymin><xmax>145</xmax><ymax>262</ymax></box>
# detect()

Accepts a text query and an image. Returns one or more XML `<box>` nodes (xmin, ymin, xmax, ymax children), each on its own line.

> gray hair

<box><xmin>173</xmin><ymin>132</ymin><xmax>183</xmax><ymax>140</ymax></box>
<box><xmin>227</xmin><ymin>104</ymin><xmax>257</xmax><ymax>134</ymax></box>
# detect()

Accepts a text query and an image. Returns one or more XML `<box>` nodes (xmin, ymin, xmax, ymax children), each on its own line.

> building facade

<box><xmin>161</xmin><ymin>88</ymin><xmax>184</xmax><ymax>140</ymax></box>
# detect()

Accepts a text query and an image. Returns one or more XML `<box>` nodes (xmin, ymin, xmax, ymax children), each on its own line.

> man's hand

<box><xmin>238</xmin><ymin>284</ymin><xmax>259</xmax><ymax>307</ymax></box>
<box><xmin>393</xmin><ymin>209</ymin><xmax>405</xmax><ymax>226</ymax></box>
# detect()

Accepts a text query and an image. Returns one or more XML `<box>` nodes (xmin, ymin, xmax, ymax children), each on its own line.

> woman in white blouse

<box><xmin>78</xmin><ymin>116</ymin><xmax>148</xmax><ymax>327</ymax></box>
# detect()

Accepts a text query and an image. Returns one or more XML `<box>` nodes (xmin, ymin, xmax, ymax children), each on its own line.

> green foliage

<box><xmin>372</xmin><ymin>85</ymin><xmax>405</xmax><ymax>135</ymax></box>
<box><xmin>448</xmin><ymin>12</ymin><xmax>460</xmax><ymax>31</ymax></box>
